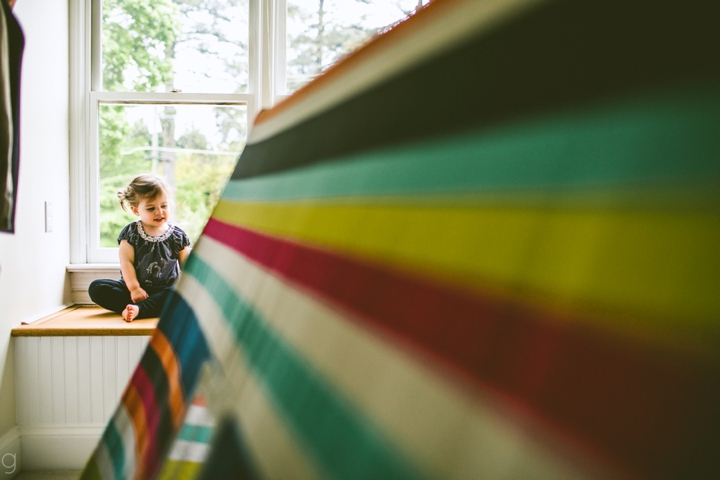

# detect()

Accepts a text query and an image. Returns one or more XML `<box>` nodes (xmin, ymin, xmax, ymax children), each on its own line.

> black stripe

<box><xmin>197</xmin><ymin>417</ymin><xmax>259</xmax><ymax>480</ymax></box>
<box><xmin>234</xmin><ymin>0</ymin><xmax>720</xmax><ymax>180</ymax></box>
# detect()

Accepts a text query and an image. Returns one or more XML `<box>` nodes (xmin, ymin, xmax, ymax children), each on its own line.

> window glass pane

<box><xmin>286</xmin><ymin>0</ymin><xmax>426</xmax><ymax>93</ymax></box>
<box><xmin>98</xmin><ymin>103</ymin><xmax>246</xmax><ymax>247</ymax></box>
<box><xmin>102</xmin><ymin>0</ymin><xmax>249</xmax><ymax>93</ymax></box>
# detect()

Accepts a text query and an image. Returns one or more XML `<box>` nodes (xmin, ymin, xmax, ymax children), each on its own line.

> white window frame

<box><xmin>70</xmin><ymin>0</ymin><xmax>286</xmax><ymax>264</ymax></box>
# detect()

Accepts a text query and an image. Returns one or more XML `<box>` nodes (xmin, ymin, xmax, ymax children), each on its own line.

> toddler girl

<box><xmin>89</xmin><ymin>174</ymin><xmax>191</xmax><ymax>322</ymax></box>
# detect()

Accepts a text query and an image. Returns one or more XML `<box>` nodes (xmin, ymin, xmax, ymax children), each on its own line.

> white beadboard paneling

<box><xmin>130</xmin><ymin>336</ymin><xmax>146</xmax><ymax>371</ymax></box>
<box><xmin>51</xmin><ymin>337</ymin><xmax>66</xmax><ymax>423</ymax></box>
<box><xmin>89</xmin><ymin>337</ymin><xmax>104</xmax><ymax>424</ymax></box>
<box><xmin>14</xmin><ymin>338</ymin><xmax>27</xmax><ymax>426</ymax></box>
<box><xmin>77</xmin><ymin>337</ymin><xmax>92</xmax><ymax>424</ymax></box>
<box><xmin>64</xmin><ymin>337</ymin><xmax>79</xmax><ymax>424</ymax></box>
<box><xmin>15</xmin><ymin>335</ymin><xmax>151</xmax><ymax>434</ymax></box>
<box><xmin>102</xmin><ymin>337</ymin><xmax>118</xmax><ymax>419</ymax></box>
<box><xmin>25</xmin><ymin>337</ymin><xmax>41</xmax><ymax>425</ymax></box>
<box><xmin>38</xmin><ymin>337</ymin><xmax>53</xmax><ymax>424</ymax></box>
<box><xmin>14</xmin><ymin>334</ymin><xmax>156</xmax><ymax>470</ymax></box>
<box><xmin>116</xmin><ymin>336</ymin><xmax>130</xmax><ymax>398</ymax></box>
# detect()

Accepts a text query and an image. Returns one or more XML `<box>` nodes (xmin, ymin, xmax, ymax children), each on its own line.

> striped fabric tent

<box><xmin>81</xmin><ymin>0</ymin><xmax>720</xmax><ymax>478</ymax></box>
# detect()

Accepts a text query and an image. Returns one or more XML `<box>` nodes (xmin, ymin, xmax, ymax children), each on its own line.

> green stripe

<box><xmin>103</xmin><ymin>421</ymin><xmax>125</xmax><ymax>480</ymax></box>
<box><xmin>225</xmin><ymin>86</ymin><xmax>720</xmax><ymax>205</ymax></box>
<box><xmin>178</xmin><ymin>423</ymin><xmax>214</xmax><ymax>444</ymax></box>
<box><xmin>184</xmin><ymin>255</ymin><xmax>424</xmax><ymax>480</ymax></box>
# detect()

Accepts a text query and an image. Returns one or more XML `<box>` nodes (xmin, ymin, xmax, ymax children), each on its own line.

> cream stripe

<box><xmin>114</xmin><ymin>404</ymin><xmax>136</xmax><ymax>479</ymax></box>
<box><xmin>94</xmin><ymin>440</ymin><xmax>116</xmax><ymax>480</ymax></box>
<box><xmin>183</xmin><ymin>404</ymin><xmax>215</xmax><ymax>428</ymax></box>
<box><xmin>175</xmin><ymin>267</ymin><xmax>247</xmax><ymax>384</ymax></box>
<box><xmin>248</xmin><ymin>0</ymin><xmax>546</xmax><ymax>144</ymax></box>
<box><xmin>194</xmin><ymin>236</ymin><xmax>593</xmax><ymax>479</ymax></box>
<box><xmin>180</xmin><ymin>274</ymin><xmax>326</xmax><ymax>480</ymax></box>
<box><xmin>166</xmin><ymin>440</ymin><xmax>211</xmax><ymax>463</ymax></box>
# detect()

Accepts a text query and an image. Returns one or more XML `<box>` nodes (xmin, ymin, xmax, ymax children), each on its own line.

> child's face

<box><xmin>132</xmin><ymin>193</ymin><xmax>169</xmax><ymax>228</ymax></box>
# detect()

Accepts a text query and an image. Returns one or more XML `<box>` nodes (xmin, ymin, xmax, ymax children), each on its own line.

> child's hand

<box><xmin>130</xmin><ymin>287</ymin><xmax>149</xmax><ymax>303</ymax></box>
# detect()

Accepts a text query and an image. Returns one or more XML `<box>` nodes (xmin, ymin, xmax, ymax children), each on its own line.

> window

<box><xmin>71</xmin><ymin>0</ymin><xmax>424</xmax><ymax>264</ymax></box>
<box><xmin>81</xmin><ymin>0</ymin><xmax>254</xmax><ymax>262</ymax></box>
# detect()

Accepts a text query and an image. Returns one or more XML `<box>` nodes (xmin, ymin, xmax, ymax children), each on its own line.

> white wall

<box><xmin>0</xmin><ymin>0</ymin><xmax>70</xmax><ymax>441</ymax></box>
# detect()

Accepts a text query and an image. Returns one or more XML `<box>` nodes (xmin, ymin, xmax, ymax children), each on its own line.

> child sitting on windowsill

<box><xmin>89</xmin><ymin>174</ymin><xmax>191</xmax><ymax>322</ymax></box>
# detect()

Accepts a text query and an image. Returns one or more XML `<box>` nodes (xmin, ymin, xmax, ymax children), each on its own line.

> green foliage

<box><xmin>214</xmin><ymin>106</ymin><xmax>246</xmax><ymax>149</ymax></box>
<box><xmin>98</xmin><ymin>106</ymin><xmax>131</xmax><ymax>169</ymax></box>
<box><xmin>177</xmin><ymin>127</ymin><xmax>208</xmax><ymax>150</ymax></box>
<box><xmin>174</xmin><ymin>148</ymin><xmax>239</xmax><ymax>242</ymax></box>
<box><xmin>103</xmin><ymin>0</ymin><xmax>180</xmax><ymax>92</ymax></box>
<box><xmin>99</xmin><ymin>114</ymin><xmax>156</xmax><ymax>247</ymax></box>
<box><xmin>99</xmin><ymin>175</ymin><xmax>137</xmax><ymax>247</ymax></box>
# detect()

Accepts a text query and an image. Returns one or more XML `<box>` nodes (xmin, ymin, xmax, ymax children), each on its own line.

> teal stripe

<box><xmin>184</xmin><ymin>255</ymin><xmax>424</xmax><ymax>480</ymax></box>
<box><xmin>178</xmin><ymin>423</ymin><xmax>214</xmax><ymax>444</ymax></box>
<box><xmin>102</xmin><ymin>421</ymin><xmax>125</xmax><ymax>480</ymax></box>
<box><xmin>224</xmin><ymin>85</ymin><xmax>720</xmax><ymax>204</ymax></box>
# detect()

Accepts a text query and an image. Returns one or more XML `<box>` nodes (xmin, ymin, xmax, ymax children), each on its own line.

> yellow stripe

<box><xmin>214</xmin><ymin>199</ymin><xmax>719</xmax><ymax>330</ymax></box>
<box><xmin>156</xmin><ymin>460</ymin><xmax>203</xmax><ymax>480</ymax></box>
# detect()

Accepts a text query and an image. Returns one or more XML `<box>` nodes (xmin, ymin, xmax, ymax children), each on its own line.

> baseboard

<box><xmin>0</xmin><ymin>427</ymin><xmax>21</xmax><ymax>479</ymax></box>
<box><xmin>18</xmin><ymin>305</ymin><xmax>72</xmax><ymax>326</ymax></box>
<box><xmin>18</xmin><ymin>426</ymin><xmax>103</xmax><ymax>470</ymax></box>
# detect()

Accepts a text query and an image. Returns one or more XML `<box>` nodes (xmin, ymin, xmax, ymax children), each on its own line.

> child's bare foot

<box><xmin>122</xmin><ymin>305</ymin><xmax>139</xmax><ymax>322</ymax></box>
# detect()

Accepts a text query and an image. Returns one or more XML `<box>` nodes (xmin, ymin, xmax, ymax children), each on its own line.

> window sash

<box><xmin>72</xmin><ymin>0</ymin><xmax>274</xmax><ymax>264</ymax></box>
<box><xmin>86</xmin><ymin>92</ymin><xmax>254</xmax><ymax>263</ymax></box>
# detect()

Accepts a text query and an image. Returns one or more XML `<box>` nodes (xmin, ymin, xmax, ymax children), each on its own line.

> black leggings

<box><xmin>88</xmin><ymin>279</ymin><xmax>172</xmax><ymax>319</ymax></box>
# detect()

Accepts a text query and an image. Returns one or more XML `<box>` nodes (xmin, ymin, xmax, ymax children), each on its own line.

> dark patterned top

<box><xmin>117</xmin><ymin>220</ymin><xmax>191</xmax><ymax>289</ymax></box>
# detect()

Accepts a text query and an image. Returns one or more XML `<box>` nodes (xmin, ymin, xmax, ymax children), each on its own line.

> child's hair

<box><xmin>118</xmin><ymin>174</ymin><xmax>171</xmax><ymax>212</ymax></box>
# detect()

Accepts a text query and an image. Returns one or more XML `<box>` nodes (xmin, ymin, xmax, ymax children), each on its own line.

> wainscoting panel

<box><xmin>14</xmin><ymin>335</ymin><xmax>150</xmax><ymax>469</ymax></box>
<box><xmin>15</xmin><ymin>335</ymin><xmax>149</xmax><ymax>427</ymax></box>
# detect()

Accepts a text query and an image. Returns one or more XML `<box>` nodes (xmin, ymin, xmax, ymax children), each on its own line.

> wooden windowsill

<box><xmin>11</xmin><ymin>305</ymin><xmax>158</xmax><ymax>336</ymax></box>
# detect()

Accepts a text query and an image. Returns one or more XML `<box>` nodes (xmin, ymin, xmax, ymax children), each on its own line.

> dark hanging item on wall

<box><xmin>0</xmin><ymin>0</ymin><xmax>24</xmax><ymax>233</ymax></box>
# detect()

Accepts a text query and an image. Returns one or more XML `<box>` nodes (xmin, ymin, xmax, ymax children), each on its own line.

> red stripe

<box><xmin>202</xmin><ymin>217</ymin><xmax>720</xmax><ymax>480</ymax></box>
<box><xmin>132</xmin><ymin>367</ymin><xmax>160</xmax><ymax>477</ymax></box>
